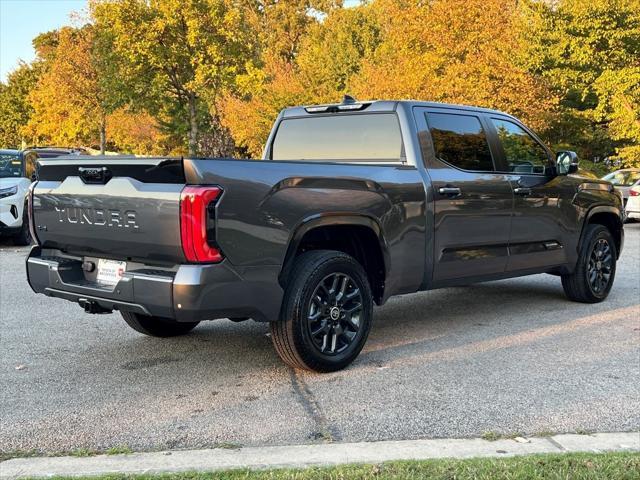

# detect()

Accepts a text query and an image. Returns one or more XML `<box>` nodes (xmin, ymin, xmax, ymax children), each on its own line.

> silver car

<box><xmin>602</xmin><ymin>169</ymin><xmax>640</xmax><ymax>207</ymax></box>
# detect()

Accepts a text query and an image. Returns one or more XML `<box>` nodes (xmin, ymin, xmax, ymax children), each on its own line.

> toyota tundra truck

<box><xmin>26</xmin><ymin>98</ymin><xmax>624</xmax><ymax>372</ymax></box>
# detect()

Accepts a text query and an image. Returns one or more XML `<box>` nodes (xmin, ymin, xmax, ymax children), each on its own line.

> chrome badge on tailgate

<box><xmin>53</xmin><ymin>206</ymin><xmax>140</xmax><ymax>229</ymax></box>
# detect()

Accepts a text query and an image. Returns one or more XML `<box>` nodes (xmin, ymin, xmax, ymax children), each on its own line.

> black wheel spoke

<box><xmin>587</xmin><ymin>238</ymin><xmax>614</xmax><ymax>295</ymax></box>
<box><xmin>344</xmin><ymin>313</ymin><xmax>360</xmax><ymax>330</ymax></box>
<box><xmin>307</xmin><ymin>271</ymin><xmax>364</xmax><ymax>356</ymax></box>
<box><xmin>310</xmin><ymin>322</ymin><xmax>328</xmax><ymax>337</ymax></box>
<box><xmin>335</xmin><ymin>275</ymin><xmax>348</xmax><ymax>303</ymax></box>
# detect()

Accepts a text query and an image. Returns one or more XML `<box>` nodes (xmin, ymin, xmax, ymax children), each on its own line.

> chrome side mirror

<box><xmin>556</xmin><ymin>150</ymin><xmax>579</xmax><ymax>175</ymax></box>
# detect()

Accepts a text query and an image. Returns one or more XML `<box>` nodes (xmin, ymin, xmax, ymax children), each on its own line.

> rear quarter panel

<box><xmin>184</xmin><ymin>159</ymin><xmax>426</xmax><ymax>298</ymax></box>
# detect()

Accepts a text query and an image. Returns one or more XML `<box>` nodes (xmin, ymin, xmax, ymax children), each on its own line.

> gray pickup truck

<box><xmin>26</xmin><ymin>98</ymin><xmax>624</xmax><ymax>372</ymax></box>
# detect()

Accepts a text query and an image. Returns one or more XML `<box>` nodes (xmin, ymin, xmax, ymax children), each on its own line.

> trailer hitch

<box><xmin>78</xmin><ymin>298</ymin><xmax>113</xmax><ymax>314</ymax></box>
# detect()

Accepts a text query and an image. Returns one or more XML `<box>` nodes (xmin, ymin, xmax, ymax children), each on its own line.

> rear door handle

<box><xmin>514</xmin><ymin>187</ymin><xmax>532</xmax><ymax>196</ymax></box>
<box><xmin>438</xmin><ymin>187</ymin><xmax>462</xmax><ymax>196</ymax></box>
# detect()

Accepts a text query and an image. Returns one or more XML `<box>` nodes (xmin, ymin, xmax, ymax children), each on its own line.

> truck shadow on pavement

<box><xmin>112</xmin><ymin>272</ymin><xmax>637</xmax><ymax>377</ymax></box>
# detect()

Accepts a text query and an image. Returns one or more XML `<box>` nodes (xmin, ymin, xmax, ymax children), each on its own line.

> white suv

<box><xmin>0</xmin><ymin>149</ymin><xmax>35</xmax><ymax>245</ymax></box>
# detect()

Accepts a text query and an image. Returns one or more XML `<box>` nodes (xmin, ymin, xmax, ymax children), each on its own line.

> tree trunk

<box><xmin>100</xmin><ymin>114</ymin><xmax>106</xmax><ymax>155</ymax></box>
<box><xmin>188</xmin><ymin>94</ymin><xmax>198</xmax><ymax>157</ymax></box>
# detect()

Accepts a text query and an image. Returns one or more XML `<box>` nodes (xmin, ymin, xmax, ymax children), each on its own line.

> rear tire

<box><xmin>561</xmin><ymin>224</ymin><xmax>616</xmax><ymax>303</ymax></box>
<box><xmin>121</xmin><ymin>311</ymin><xmax>199</xmax><ymax>337</ymax></box>
<box><xmin>13</xmin><ymin>205</ymin><xmax>32</xmax><ymax>246</ymax></box>
<box><xmin>271</xmin><ymin>250</ymin><xmax>373</xmax><ymax>372</ymax></box>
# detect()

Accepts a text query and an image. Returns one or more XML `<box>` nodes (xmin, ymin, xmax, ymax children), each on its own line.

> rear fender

<box><xmin>278</xmin><ymin>214</ymin><xmax>390</xmax><ymax>289</ymax></box>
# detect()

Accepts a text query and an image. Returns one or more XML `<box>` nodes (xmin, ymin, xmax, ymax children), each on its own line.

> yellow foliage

<box><xmin>25</xmin><ymin>26</ymin><xmax>106</xmax><ymax>148</ymax></box>
<box><xmin>106</xmin><ymin>108</ymin><xmax>166</xmax><ymax>156</ymax></box>
<box><xmin>350</xmin><ymin>0</ymin><xmax>558</xmax><ymax>132</ymax></box>
<box><xmin>220</xmin><ymin>59</ymin><xmax>312</xmax><ymax>157</ymax></box>
<box><xmin>222</xmin><ymin>0</ymin><xmax>559</xmax><ymax>156</ymax></box>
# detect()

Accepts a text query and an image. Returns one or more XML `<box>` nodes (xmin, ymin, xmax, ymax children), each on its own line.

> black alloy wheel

<box><xmin>561</xmin><ymin>224</ymin><xmax>617</xmax><ymax>303</ymax></box>
<box><xmin>307</xmin><ymin>272</ymin><xmax>364</xmax><ymax>355</ymax></box>
<box><xmin>271</xmin><ymin>250</ymin><xmax>373</xmax><ymax>372</ymax></box>
<box><xmin>587</xmin><ymin>238</ymin><xmax>614</xmax><ymax>295</ymax></box>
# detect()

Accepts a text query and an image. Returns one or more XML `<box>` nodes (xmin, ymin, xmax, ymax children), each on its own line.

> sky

<box><xmin>0</xmin><ymin>0</ymin><xmax>361</xmax><ymax>83</ymax></box>
<box><xmin>1</xmin><ymin>0</ymin><xmax>87</xmax><ymax>82</ymax></box>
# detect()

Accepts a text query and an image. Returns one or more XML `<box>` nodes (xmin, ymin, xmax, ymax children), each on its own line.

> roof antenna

<box><xmin>342</xmin><ymin>94</ymin><xmax>357</xmax><ymax>105</ymax></box>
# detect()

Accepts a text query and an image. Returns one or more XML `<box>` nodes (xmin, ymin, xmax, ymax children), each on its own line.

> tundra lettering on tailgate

<box><xmin>53</xmin><ymin>206</ymin><xmax>140</xmax><ymax>229</ymax></box>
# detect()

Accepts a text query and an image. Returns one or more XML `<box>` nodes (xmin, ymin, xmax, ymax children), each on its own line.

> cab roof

<box><xmin>282</xmin><ymin>99</ymin><xmax>514</xmax><ymax>119</ymax></box>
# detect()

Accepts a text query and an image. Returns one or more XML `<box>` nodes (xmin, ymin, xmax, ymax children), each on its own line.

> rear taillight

<box><xmin>27</xmin><ymin>183</ymin><xmax>40</xmax><ymax>245</ymax></box>
<box><xmin>180</xmin><ymin>186</ymin><xmax>223</xmax><ymax>263</ymax></box>
<box><xmin>630</xmin><ymin>189</ymin><xmax>639</xmax><ymax>197</ymax></box>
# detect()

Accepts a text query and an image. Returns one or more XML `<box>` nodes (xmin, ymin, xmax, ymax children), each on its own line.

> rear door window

<box><xmin>491</xmin><ymin>118</ymin><xmax>550</xmax><ymax>174</ymax></box>
<box><xmin>271</xmin><ymin>113</ymin><xmax>404</xmax><ymax>163</ymax></box>
<box><xmin>425</xmin><ymin>112</ymin><xmax>495</xmax><ymax>172</ymax></box>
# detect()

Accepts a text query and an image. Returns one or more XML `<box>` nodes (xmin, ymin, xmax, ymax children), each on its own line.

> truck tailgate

<box><xmin>32</xmin><ymin>157</ymin><xmax>186</xmax><ymax>263</ymax></box>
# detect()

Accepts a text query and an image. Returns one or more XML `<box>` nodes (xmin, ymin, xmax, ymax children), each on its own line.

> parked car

<box><xmin>0</xmin><ymin>149</ymin><xmax>33</xmax><ymax>244</ymax></box>
<box><xmin>601</xmin><ymin>168</ymin><xmax>640</xmax><ymax>207</ymax></box>
<box><xmin>0</xmin><ymin>148</ymin><xmax>82</xmax><ymax>245</ymax></box>
<box><xmin>25</xmin><ymin>99</ymin><xmax>624</xmax><ymax>372</ymax></box>
<box><xmin>624</xmin><ymin>180</ymin><xmax>640</xmax><ymax>221</ymax></box>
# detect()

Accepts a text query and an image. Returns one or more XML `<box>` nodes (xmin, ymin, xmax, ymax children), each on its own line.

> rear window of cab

<box><xmin>271</xmin><ymin>113</ymin><xmax>404</xmax><ymax>163</ymax></box>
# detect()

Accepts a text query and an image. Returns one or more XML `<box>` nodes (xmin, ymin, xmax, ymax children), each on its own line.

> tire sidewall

<box><xmin>290</xmin><ymin>254</ymin><xmax>373</xmax><ymax>370</ymax></box>
<box><xmin>13</xmin><ymin>204</ymin><xmax>32</xmax><ymax>246</ymax></box>
<box><xmin>581</xmin><ymin>226</ymin><xmax>617</xmax><ymax>300</ymax></box>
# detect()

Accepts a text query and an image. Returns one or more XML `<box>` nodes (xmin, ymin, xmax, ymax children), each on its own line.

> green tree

<box><xmin>523</xmin><ymin>0</ymin><xmax>640</xmax><ymax>166</ymax></box>
<box><xmin>0</xmin><ymin>63</ymin><xmax>39</xmax><ymax>148</ymax></box>
<box><xmin>91</xmin><ymin>0</ymin><xmax>255</xmax><ymax>156</ymax></box>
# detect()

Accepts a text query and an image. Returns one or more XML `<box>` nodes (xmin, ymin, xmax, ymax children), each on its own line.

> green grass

<box><xmin>212</xmin><ymin>442</ymin><xmax>243</xmax><ymax>450</ymax></box>
<box><xmin>0</xmin><ymin>445</ymin><xmax>133</xmax><ymax>462</ymax></box>
<box><xmin>69</xmin><ymin>448</ymin><xmax>99</xmax><ymax>457</ymax></box>
<box><xmin>481</xmin><ymin>430</ymin><xmax>502</xmax><ymax>441</ymax></box>
<box><xmin>34</xmin><ymin>452</ymin><xmax>640</xmax><ymax>480</ymax></box>
<box><xmin>106</xmin><ymin>446</ymin><xmax>134</xmax><ymax>455</ymax></box>
<box><xmin>0</xmin><ymin>449</ymin><xmax>40</xmax><ymax>463</ymax></box>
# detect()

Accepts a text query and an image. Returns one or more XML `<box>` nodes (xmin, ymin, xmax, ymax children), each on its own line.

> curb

<box><xmin>1</xmin><ymin>432</ymin><xmax>638</xmax><ymax>479</ymax></box>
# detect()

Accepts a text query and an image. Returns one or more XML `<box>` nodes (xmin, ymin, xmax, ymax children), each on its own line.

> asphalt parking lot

<box><xmin>1</xmin><ymin>225</ymin><xmax>639</xmax><ymax>455</ymax></box>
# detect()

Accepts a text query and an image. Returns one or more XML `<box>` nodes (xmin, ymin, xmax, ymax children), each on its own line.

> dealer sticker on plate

<box><xmin>96</xmin><ymin>259</ymin><xmax>127</xmax><ymax>286</ymax></box>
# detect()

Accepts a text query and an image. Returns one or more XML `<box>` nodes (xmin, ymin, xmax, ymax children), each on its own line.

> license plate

<box><xmin>96</xmin><ymin>259</ymin><xmax>127</xmax><ymax>286</ymax></box>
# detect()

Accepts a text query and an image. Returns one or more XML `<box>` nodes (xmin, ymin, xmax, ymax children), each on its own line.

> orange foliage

<box><xmin>106</xmin><ymin>108</ymin><xmax>167</xmax><ymax>155</ymax></box>
<box><xmin>351</xmin><ymin>0</ymin><xmax>558</xmax><ymax>132</ymax></box>
<box><xmin>220</xmin><ymin>59</ymin><xmax>313</xmax><ymax>157</ymax></box>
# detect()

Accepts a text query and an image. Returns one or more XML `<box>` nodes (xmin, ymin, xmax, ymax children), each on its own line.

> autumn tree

<box><xmin>244</xmin><ymin>0</ymin><xmax>342</xmax><ymax>63</ymax></box>
<box><xmin>350</xmin><ymin>0</ymin><xmax>558</xmax><ymax>133</ymax></box>
<box><xmin>221</xmin><ymin>3</ymin><xmax>380</xmax><ymax>157</ymax></box>
<box><xmin>106</xmin><ymin>107</ymin><xmax>169</xmax><ymax>155</ymax></box>
<box><xmin>91</xmin><ymin>0</ymin><xmax>255</xmax><ymax>156</ymax></box>
<box><xmin>26</xmin><ymin>26</ymin><xmax>117</xmax><ymax>153</ymax></box>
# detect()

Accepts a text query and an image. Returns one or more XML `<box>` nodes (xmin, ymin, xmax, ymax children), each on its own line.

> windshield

<box><xmin>603</xmin><ymin>170</ymin><xmax>640</xmax><ymax>187</ymax></box>
<box><xmin>0</xmin><ymin>154</ymin><xmax>24</xmax><ymax>178</ymax></box>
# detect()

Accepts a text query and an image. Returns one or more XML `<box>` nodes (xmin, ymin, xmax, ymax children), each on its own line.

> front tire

<box><xmin>561</xmin><ymin>224</ymin><xmax>617</xmax><ymax>303</ymax></box>
<box><xmin>121</xmin><ymin>311</ymin><xmax>199</xmax><ymax>337</ymax></box>
<box><xmin>271</xmin><ymin>250</ymin><xmax>373</xmax><ymax>372</ymax></box>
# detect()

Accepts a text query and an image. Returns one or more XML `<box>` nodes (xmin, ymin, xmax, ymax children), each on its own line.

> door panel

<box><xmin>487</xmin><ymin>116</ymin><xmax>569</xmax><ymax>270</ymax></box>
<box><xmin>431</xmin><ymin>168</ymin><xmax>513</xmax><ymax>280</ymax></box>
<box><xmin>414</xmin><ymin>108</ymin><xmax>514</xmax><ymax>283</ymax></box>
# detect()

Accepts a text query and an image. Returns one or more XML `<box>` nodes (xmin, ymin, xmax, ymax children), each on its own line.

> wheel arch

<box><xmin>279</xmin><ymin>214</ymin><xmax>389</xmax><ymax>304</ymax></box>
<box><xmin>582</xmin><ymin>206</ymin><xmax>623</xmax><ymax>259</ymax></box>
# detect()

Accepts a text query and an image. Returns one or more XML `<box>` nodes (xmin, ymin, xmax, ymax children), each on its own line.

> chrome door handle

<box><xmin>438</xmin><ymin>187</ymin><xmax>461</xmax><ymax>196</ymax></box>
<box><xmin>514</xmin><ymin>187</ymin><xmax>532</xmax><ymax>196</ymax></box>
